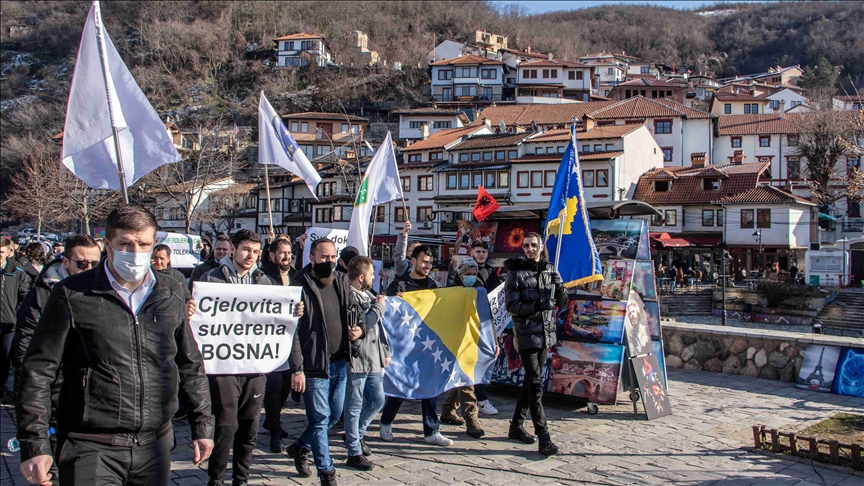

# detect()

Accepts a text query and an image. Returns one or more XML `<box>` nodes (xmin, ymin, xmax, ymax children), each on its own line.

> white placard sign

<box><xmin>190</xmin><ymin>282</ymin><xmax>301</xmax><ymax>375</ymax></box>
<box><xmin>156</xmin><ymin>231</ymin><xmax>202</xmax><ymax>268</ymax></box>
<box><xmin>488</xmin><ymin>283</ymin><xmax>512</xmax><ymax>337</ymax></box>
<box><xmin>302</xmin><ymin>226</ymin><xmax>350</xmax><ymax>266</ymax></box>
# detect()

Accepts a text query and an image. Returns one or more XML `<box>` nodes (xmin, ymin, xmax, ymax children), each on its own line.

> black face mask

<box><xmin>313</xmin><ymin>261</ymin><xmax>335</xmax><ymax>279</ymax></box>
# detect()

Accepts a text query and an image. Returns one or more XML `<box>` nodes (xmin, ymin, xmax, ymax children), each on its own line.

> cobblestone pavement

<box><xmin>3</xmin><ymin>369</ymin><xmax>863</xmax><ymax>486</ymax></box>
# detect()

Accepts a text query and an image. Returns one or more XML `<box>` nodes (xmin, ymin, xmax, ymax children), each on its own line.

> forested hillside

<box><xmin>2</xmin><ymin>0</ymin><xmax>863</xmax><ymax>189</ymax></box>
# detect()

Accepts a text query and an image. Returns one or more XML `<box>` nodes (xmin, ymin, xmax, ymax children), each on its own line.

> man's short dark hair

<box><xmin>1</xmin><ymin>237</ymin><xmax>13</xmax><ymax>249</ymax></box>
<box><xmin>153</xmin><ymin>243</ymin><xmax>172</xmax><ymax>257</ymax></box>
<box><xmin>269</xmin><ymin>238</ymin><xmax>292</xmax><ymax>253</ymax></box>
<box><xmin>215</xmin><ymin>234</ymin><xmax>231</xmax><ymax>244</ymax></box>
<box><xmin>411</xmin><ymin>245</ymin><xmax>433</xmax><ymax>260</ymax></box>
<box><xmin>232</xmin><ymin>229</ymin><xmax>261</xmax><ymax>248</ymax></box>
<box><xmin>64</xmin><ymin>234</ymin><xmax>99</xmax><ymax>255</ymax></box>
<box><xmin>347</xmin><ymin>255</ymin><xmax>374</xmax><ymax>280</ymax></box>
<box><xmin>470</xmin><ymin>240</ymin><xmax>488</xmax><ymax>250</ymax></box>
<box><xmin>524</xmin><ymin>232</ymin><xmax>542</xmax><ymax>242</ymax></box>
<box><xmin>105</xmin><ymin>205</ymin><xmax>157</xmax><ymax>240</ymax></box>
<box><xmin>339</xmin><ymin>246</ymin><xmax>360</xmax><ymax>265</ymax></box>
<box><xmin>310</xmin><ymin>237</ymin><xmax>335</xmax><ymax>256</ymax></box>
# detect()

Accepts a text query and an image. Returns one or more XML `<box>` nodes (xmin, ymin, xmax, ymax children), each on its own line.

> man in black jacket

<box><xmin>504</xmin><ymin>232</ymin><xmax>567</xmax><ymax>457</ymax></box>
<box><xmin>378</xmin><ymin>245</ymin><xmax>453</xmax><ymax>447</ymax></box>
<box><xmin>286</xmin><ymin>238</ymin><xmax>356</xmax><ymax>486</ymax></box>
<box><xmin>190</xmin><ymin>234</ymin><xmax>233</xmax><ymax>286</ymax></box>
<box><xmin>17</xmin><ymin>206</ymin><xmax>214</xmax><ymax>486</ymax></box>
<box><xmin>468</xmin><ymin>240</ymin><xmax>502</xmax><ymax>416</ymax></box>
<box><xmin>1</xmin><ymin>237</ymin><xmax>30</xmax><ymax>401</ymax></box>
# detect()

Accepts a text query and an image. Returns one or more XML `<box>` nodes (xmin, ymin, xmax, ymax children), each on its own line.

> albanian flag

<box><xmin>472</xmin><ymin>186</ymin><xmax>500</xmax><ymax>222</ymax></box>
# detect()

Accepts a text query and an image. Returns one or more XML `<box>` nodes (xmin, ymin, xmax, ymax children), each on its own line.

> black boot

<box><xmin>269</xmin><ymin>431</ymin><xmax>283</xmax><ymax>453</ymax></box>
<box><xmin>538</xmin><ymin>432</ymin><xmax>559</xmax><ymax>456</ymax></box>
<box><xmin>508</xmin><ymin>421</ymin><xmax>536</xmax><ymax>444</ymax></box>
<box><xmin>320</xmin><ymin>469</ymin><xmax>338</xmax><ymax>486</ymax></box>
<box><xmin>287</xmin><ymin>443</ymin><xmax>312</xmax><ymax>478</ymax></box>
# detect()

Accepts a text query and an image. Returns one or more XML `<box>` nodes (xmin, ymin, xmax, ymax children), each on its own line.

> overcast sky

<box><xmin>494</xmin><ymin>1</ymin><xmax>772</xmax><ymax>14</ymax></box>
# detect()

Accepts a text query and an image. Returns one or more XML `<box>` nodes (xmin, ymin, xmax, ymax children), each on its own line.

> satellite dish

<box><xmin>499</xmin><ymin>120</ymin><xmax>507</xmax><ymax>133</ymax></box>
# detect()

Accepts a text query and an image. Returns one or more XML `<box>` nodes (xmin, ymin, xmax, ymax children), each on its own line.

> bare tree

<box><xmin>796</xmin><ymin>110</ymin><xmax>860</xmax><ymax>207</ymax></box>
<box><xmin>3</xmin><ymin>148</ymin><xmax>65</xmax><ymax>235</ymax></box>
<box><xmin>194</xmin><ymin>182</ymin><xmax>256</xmax><ymax>235</ymax></box>
<box><xmin>59</xmin><ymin>169</ymin><xmax>123</xmax><ymax>236</ymax></box>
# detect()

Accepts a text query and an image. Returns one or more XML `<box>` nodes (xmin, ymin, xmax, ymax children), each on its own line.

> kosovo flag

<box><xmin>544</xmin><ymin>125</ymin><xmax>603</xmax><ymax>287</ymax></box>
<box><xmin>382</xmin><ymin>287</ymin><xmax>497</xmax><ymax>399</ymax></box>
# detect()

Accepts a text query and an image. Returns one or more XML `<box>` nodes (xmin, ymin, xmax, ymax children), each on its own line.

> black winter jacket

<box><xmin>262</xmin><ymin>263</ymin><xmax>296</xmax><ymax>286</ymax></box>
<box><xmin>1</xmin><ymin>258</ymin><xmax>30</xmax><ymax>330</ymax></box>
<box><xmin>289</xmin><ymin>265</ymin><xmax>356</xmax><ymax>378</ymax></box>
<box><xmin>386</xmin><ymin>271</ymin><xmax>440</xmax><ymax>295</ymax></box>
<box><xmin>16</xmin><ymin>262</ymin><xmax>214</xmax><ymax>461</ymax></box>
<box><xmin>155</xmin><ymin>265</ymin><xmax>191</xmax><ymax>301</ymax></box>
<box><xmin>503</xmin><ymin>257</ymin><xmax>568</xmax><ymax>351</ymax></box>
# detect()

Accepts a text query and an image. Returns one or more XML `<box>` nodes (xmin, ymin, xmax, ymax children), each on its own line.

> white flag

<box><xmin>62</xmin><ymin>1</ymin><xmax>180</xmax><ymax>190</ymax></box>
<box><xmin>347</xmin><ymin>132</ymin><xmax>403</xmax><ymax>255</ymax></box>
<box><xmin>258</xmin><ymin>91</ymin><xmax>321</xmax><ymax>196</ymax></box>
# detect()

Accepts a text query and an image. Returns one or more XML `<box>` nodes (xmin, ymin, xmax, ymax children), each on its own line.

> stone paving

<box><xmin>3</xmin><ymin>368</ymin><xmax>864</xmax><ymax>486</ymax></box>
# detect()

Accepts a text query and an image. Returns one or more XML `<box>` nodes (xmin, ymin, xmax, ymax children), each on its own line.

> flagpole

<box><xmin>368</xmin><ymin>204</ymin><xmax>378</xmax><ymax>256</ymax></box>
<box><xmin>93</xmin><ymin>1</ymin><xmax>129</xmax><ymax>204</ymax></box>
<box><xmin>263</xmin><ymin>163</ymin><xmax>274</xmax><ymax>235</ymax></box>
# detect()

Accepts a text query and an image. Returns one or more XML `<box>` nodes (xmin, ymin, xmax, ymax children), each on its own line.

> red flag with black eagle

<box><xmin>472</xmin><ymin>185</ymin><xmax>500</xmax><ymax>222</ymax></box>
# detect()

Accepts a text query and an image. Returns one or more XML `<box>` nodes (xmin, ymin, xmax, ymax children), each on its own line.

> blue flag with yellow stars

<box><xmin>543</xmin><ymin>124</ymin><xmax>603</xmax><ymax>287</ymax></box>
<box><xmin>382</xmin><ymin>287</ymin><xmax>497</xmax><ymax>399</ymax></box>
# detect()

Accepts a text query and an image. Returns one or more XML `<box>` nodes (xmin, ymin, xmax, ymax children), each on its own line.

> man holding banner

<box><xmin>199</xmin><ymin>229</ymin><xmax>302</xmax><ymax>486</ymax></box>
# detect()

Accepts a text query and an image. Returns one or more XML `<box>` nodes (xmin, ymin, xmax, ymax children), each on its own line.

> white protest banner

<box><xmin>190</xmin><ymin>282</ymin><xmax>301</xmax><ymax>374</ymax></box>
<box><xmin>488</xmin><ymin>283</ymin><xmax>512</xmax><ymax>337</ymax></box>
<box><xmin>302</xmin><ymin>226</ymin><xmax>349</xmax><ymax>266</ymax></box>
<box><xmin>156</xmin><ymin>231</ymin><xmax>201</xmax><ymax>268</ymax></box>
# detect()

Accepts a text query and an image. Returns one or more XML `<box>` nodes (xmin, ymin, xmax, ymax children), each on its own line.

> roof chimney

<box><xmin>483</xmin><ymin>117</ymin><xmax>491</xmax><ymax>129</ymax></box>
<box><xmin>732</xmin><ymin>150</ymin><xmax>744</xmax><ymax>165</ymax></box>
<box><xmin>525</xmin><ymin>46</ymin><xmax>531</xmax><ymax>54</ymax></box>
<box><xmin>749</xmin><ymin>87</ymin><xmax>756</xmax><ymax>96</ymax></box>
<box><xmin>548</xmin><ymin>52</ymin><xmax>553</xmax><ymax>61</ymax></box>
<box><xmin>690</xmin><ymin>152</ymin><xmax>706</xmax><ymax>168</ymax></box>
<box><xmin>582</xmin><ymin>114</ymin><xmax>595</xmax><ymax>131</ymax></box>
<box><xmin>779</xmin><ymin>100</ymin><xmax>786</xmax><ymax>119</ymax></box>
<box><xmin>421</xmin><ymin>123</ymin><xmax>430</xmax><ymax>140</ymax></box>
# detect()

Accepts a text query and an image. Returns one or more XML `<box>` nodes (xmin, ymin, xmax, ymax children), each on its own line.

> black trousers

<box><xmin>208</xmin><ymin>374</ymin><xmax>266</xmax><ymax>483</ymax></box>
<box><xmin>0</xmin><ymin>329</ymin><xmax>14</xmax><ymax>392</ymax></box>
<box><xmin>512</xmin><ymin>347</ymin><xmax>548</xmax><ymax>436</ymax></box>
<box><xmin>55</xmin><ymin>428</ymin><xmax>173</xmax><ymax>486</ymax></box>
<box><xmin>262</xmin><ymin>370</ymin><xmax>292</xmax><ymax>431</ymax></box>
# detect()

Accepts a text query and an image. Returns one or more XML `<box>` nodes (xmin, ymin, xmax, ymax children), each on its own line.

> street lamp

<box><xmin>752</xmin><ymin>229</ymin><xmax>763</xmax><ymax>274</ymax></box>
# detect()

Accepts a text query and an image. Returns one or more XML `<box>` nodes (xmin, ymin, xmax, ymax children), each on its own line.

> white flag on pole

<box><xmin>347</xmin><ymin>132</ymin><xmax>403</xmax><ymax>255</ymax></box>
<box><xmin>258</xmin><ymin>91</ymin><xmax>321</xmax><ymax>196</ymax></box>
<box><xmin>62</xmin><ymin>1</ymin><xmax>181</xmax><ymax>190</ymax></box>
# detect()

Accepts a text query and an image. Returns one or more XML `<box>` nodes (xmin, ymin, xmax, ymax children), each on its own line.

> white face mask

<box><xmin>111</xmin><ymin>248</ymin><xmax>152</xmax><ymax>282</ymax></box>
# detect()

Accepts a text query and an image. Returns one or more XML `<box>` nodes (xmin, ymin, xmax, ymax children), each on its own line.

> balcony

<box><xmin>440</xmin><ymin>221</ymin><xmax>459</xmax><ymax>232</ymax></box>
<box><xmin>842</xmin><ymin>222</ymin><xmax>863</xmax><ymax>233</ymax></box>
<box><xmin>432</xmin><ymin>94</ymin><xmax>506</xmax><ymax>103</ymax></box>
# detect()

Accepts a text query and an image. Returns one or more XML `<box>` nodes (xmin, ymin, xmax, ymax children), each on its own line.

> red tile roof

<box><xmin>511</xmin><ymin>151</ymin><xmax>624</xmax><ymax>164</ymax></box>
<box><xmin>499</xmin><ymin>48</ymin><xmax>548</xmax><ymax>59</ymax></box>
<box><xmin>526</xmin><ymin>124</ymin><xmax>643</xmax><ymax>142</ymax></box>
<box><xmin>392</xmin><ymin>107</ymin><xmax>465</xmax><ymax>115</ymax></box>
<box><xmin>519</xmin><ymin>60</ymin><xmax>590</xmax><ymax>68</ymax></box>
<box><xmin>429</xmin><ymin>54</ymin><xmax>503</xmax><ymax>66</ymax></box>
<box><xmin>398</xmin><ymin>160</ymin><xmax>447</xmax><ymax>170</ymax></box>
<box><xmin>712</xmin><ymin>92</ymin><xmax>766</xmax><ymax>102</ymax></box>
<box><xmin>590</xmin><ymin>96</ymin><xmax>713</xmax><ymax>120</ymax></box>
<box><xmin>274</xmin><ymin>32</ymin><xmax>324</xmax><ymax>41</ymax></box>
<box><xmin>449</xmin><ymin>132</ymin><xmax>536</xmax><ymax>151</ymax></box>
<box><xmin>632</xmin><ymin>162</ymin><xmax>771</xmax><ymax>206</ymax></box>
<box><xmin>402</xmin><ymin>126</ymin><xmax>485</xmax><ymax>152</ymax></box>
<box><xmin>616</xmin><ymin>78</ymin><xmax>685</xmax><ymax>88</ymax></box>
<box><xmin>712</xmin><ymin>185</ymin><xmax>815</xmax><ymax>206</ymax></box>
<box><xmin>716</xmin><ymin>114</ymin><xmax>801</xmax><ymax>136</ymax></box>
<box><xmin>282</xmin><ymin>112</ymin><xmax>367</xmax><ymax>122</ymax></box>
<box><xmin>471</xmin><ymin>102</ymin><xmax>614</xmax><ymax>127</ymax></box>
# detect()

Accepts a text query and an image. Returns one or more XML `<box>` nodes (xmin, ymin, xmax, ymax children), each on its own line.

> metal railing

<box><xmin>842</xmin><ymin>222</ymin><xmax>863</xmax><ymax>233</ymax></box>
<box><xmin>432</xmin><ymin>94</ymin><xmax>505</xmax><ymax>102</ymax></box>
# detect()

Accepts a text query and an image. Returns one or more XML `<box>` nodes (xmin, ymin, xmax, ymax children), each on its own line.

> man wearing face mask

<box><xmin>17</xmin><ymin>206</ymin><xmax>214</xmax><ymax>486</ymax></box>
<box><xmin>201</xmin><ymin>229</ymin><xmax>302</xmax><ymax>486</ymax></box>
<box><xmin>287</xmin><ymin>238</ymin><xmax>356</xmax><ymax>486</ymax></box>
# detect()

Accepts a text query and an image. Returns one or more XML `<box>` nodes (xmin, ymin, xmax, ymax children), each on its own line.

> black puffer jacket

<box><xmin>1</xmin><ymin>258</ymin><xmax>30</xmax><ymax>331</ymax></box>
<box><xmin>503</xmin><ymin>257</ymin><xmax>568</xmax><ymax>351</ymax></box>
<box><xmin>16</xmin><ymin>262</ymin><xmax>214</xmax><ymax>461</ymax></box>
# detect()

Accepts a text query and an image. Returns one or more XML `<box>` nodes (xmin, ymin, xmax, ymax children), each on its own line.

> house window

<box><xmin>531</xmin><ymin>171</ymin><xmax>543</xmax><ymax>187</ymax></box>
<box><xmin>458</xmin><ymin>85</ymin><xmax>477</xmax><ymax>97</ymax></box>
<box><xmin>472</xmin><ymin>173</ymin><xmax>482</xmax><ymax>189</ymax></box>
<box><xmin>438</xmin><ymin>69</ymin><xmax>453</xmax><ymax>80</ymax></box>
<box><xmin>394</xmin><ymin>207</ymin><xmax>409</xmax><ymax>223</ymax></box>
<box><xmin>301</xmin><ymin>40</ymin><xmax>313</xmax><ymax>50</ymax></box>
<box><xmin>703</xmin><ymin>178</ymin><xmax>720</xmax><ymax>190</ymax></box>
<box><xmin>744</xmin><ymin>104</ymin><xmax>751</xmax><ymax>114</ymax></box>
<box><xmin>597</xmin><ymin>169</ymin><xmax>609</xmax><ymax>187</ymax></box>
<box><xmin>316</xmin><ymin>208</ymin><xmax>333</xmax><ymax>223</ymax></box>
<box><xmin>605</xmin><ymin>144</ymin><xmax>614</xmax><ymax>151</ymax></box>
<box><xmin>480</xmin><ymin>68</ymin><xmax>497</xmax><ymax>79</ymax></box>
<box><xmin>508</xmin><ymin>150</ymin><xmax>518</xmax><ymax>159</ymax></box>
<box><xmin>459</xmin><ymin>173</ymin><xmax>469</xmax><ymax>189</ymax></box>
<box><xmin>546</xmin><ymin>147</ymin><xmax>555</xmax><ymax>154</ymax></box>
<box><xmin>545</xmin><ymin>170</ymin><xmax>556</xmax><ymax>187</ymax></box>
<box><xmin>430</xmin><ymin>151</ymin><xmax>443</xmax><ymax>160</ymax></box>
<box><xmin>654</xmin><ymin>120</ymin><xmax>672</xmax><ymax>134</ymax></box>
<box><xmin>741</xmin><ymin>209</ymin><xmax>754</xmax><ymax>229</ymax></box>
<box><xmin>717</xmin><ymin>209</ymin><xmax>724</xmax><ymax>226</ymax></box>
<box><xmin>787</xmin><ymin>135</ymin><xmax>798</xmax><ymax>147</ymax></box>
<box><xmin>456</xmin><ymin>67</ymin><xmax>477</xmax><ymax>78</ymax></box>
<box><xmin>494</xmin><ymin>150</ymin><xmax>506</xmax><ymax>160</ymax></box>
<box><xmin>459</xmin><ymin>153</ymin><xmax>469</xmax><ymax>162</ymax></box>
<box><xmin>408</xmin><ymin>153</ymin><xmax>422</xmax><ymax>163</ymax></box>
<box><xmin>641</xmin><ymin>66</ymin><xmax>650</xmax><ymax>74</ymax></box>
<box><xmin>654</xmin><ymin>180</ymin><xmax>670</xmax><ymax>192</ymax></box>
<box><xmin>607</xmin><ymin>68</ymin><xmax>614</xmax><ymax>75</ymax></box>
<box><xmin>542</xmin><ymin>69</ymin><xmax>550</xmax><ymax>79</ymax></box>
<box><xmin>517</xmin><ymin>171</ymin><xmax>529</xmax><ymax>188</ymax></box>
<box><xmin>301</xmin><ymin>122</ymin><xmax>308</xmax><ymax>132</ymax></box>
<box><xmin>535</xmin><ymin>147</ymin><xmax>544</xmax><ymax>155</ymax></box>
<box><xmin>471</xmin><ymin>152</ymin><xmax>481</xmax><ymax>162</ymax></box>
<box><xmin>447</xmin><ymin>174</ymin><xmax>457</xmax><ymax>189</ymax></box>
<box><xmin>582</xmin><ymin>170</ymin><xmax>595</xmax><ymax>187</ymax></box>
<box><xmin>483</xmin><ymin>151</ymin><xmax>493</xmax><ymax>161</ymax></box>
<box><xmin>433</xmin><ymin>121</ymin><xmax>452</xmax><ymax>129</ymax></box>
<box><xmin>550</xmin><ymin>70</ymin><xmax>557</xmax><ymax>79</ymax></box>
<box><xmin>375</xmin><ymin>206</ymin><xmax>386</xmax><ymax>222</ymax></box>
<box><xmin>731</xmin><ymin>137</ymin><xmax>742</xmax><ymax>148</ymax></box>
<box><xmin>558</xmin><ymin>146</ymin><xmax>565</xmax><ymax>153</ymax></box>
<box><xmin>849</xmin><ymin>198</ymin><xmax>861</xmax><ymax>218</ymax></box>
<box><xmin>498</xmin><ymin>172</ymin><xmax>510</xmax><ymax>188</ymax></box>
<box><xmin>751</xmin><ymin>103</ymin><xmax>759</xmax><ymax>114</ymax></box>
<box><xmin>568</xmin><ymin>71</ymin><xmax>575</xmax><ymax>80</ymax></box>
<box><xmin>702</xmin><ymin>209</ymin><xmax>714</xmax><ymax>226</ymax></box>
<box><xmin>651</xmin><ymin>214</ymin><xmax>662</xmax><ymax>226</ymax></box>
<box><xmin>485</xmin><ymin>172</ymin><xmax>496</xmax><ymax>188</ymax></box>
<box><xmin>724</xmin><ymin>104</ymin><xmax>732</xmax><ymax>114</ymax></box>
<box><xmin>788</xmin><ymin>157</ymin><xmax>800</xmax><ymax>180</ymax></box>
<box><xmin>664</xmin><ymin>210</ymin><xmax>677</xmax><ymax>226</ymax></box>
<box><xmin>417</xmin><ymin>206</ymin><xmax>433</xmax><ymax>222</ymax></box>
<box><xmin>582</xmin><ymin>145</ymin><xmax>591</xmax><ymax>152</ymax></box>
<box><xmin>757</xmin><ymin>208</ymin><xmax>771</xmax><ymax>228</ymax></box>
<box><xmin>418</xmin><ymin>175</ymin><xmax>433</xmax><ymax>191</ymax></box>
<box><xmin>400</xmin><ymin>176</ymin><xmax>411</xmax><ymax>192</ymax></box>
<box><xmin>283</xmin><ymin>41</ymin><xmax>294</xmax><ymax>50</ymax></box>
<box><xmin>759</xmin><ymin>136</ymin><xmax>771</xmax><ymax>147</ymax></box>
<box><xmin>662</xmin><ymin>147</ymin><xmax>673</xmax><ymax>162</ymax></box>
<box><xmin>290</xmin><ymin>121</ymin><xmax>300</xmax><ymax>132</ymax></box>
<box><xmin>593</xmin><ymin>144</ymin><xmax>602</xmax><ymax>152</ymax></box>
<box><xmin>849</xmin><ymin>157</ymin><xmax>861</xmax><ymax>173</ymax></box>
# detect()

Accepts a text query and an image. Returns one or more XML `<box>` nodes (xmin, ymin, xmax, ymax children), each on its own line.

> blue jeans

<box><xmin>380</xmin><ymin>396</ymin><xmax>439</xmax><ymax>437</ymax></box>
<box><xmin>296</xmin><ymin>360</ymin><xmax>347</xmax><ymax>476</ymax></box>
<box><xmin>343</xmin><ymin>372</ymin><xmax>386</xmax><ymax>456</ymax></box>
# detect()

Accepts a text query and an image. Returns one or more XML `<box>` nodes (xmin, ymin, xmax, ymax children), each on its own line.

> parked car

<box><xmin>41</xmin><ymin>233</ymin><xmax>59</xmax><ymax>241</ymax></box>
<box><xmin>17</xmin><ymin>228</ymin><xmax>34</xmax><ymax>237</ymax></box>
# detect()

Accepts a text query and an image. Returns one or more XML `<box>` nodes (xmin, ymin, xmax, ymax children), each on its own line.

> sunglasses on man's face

<box><xmin>71</xmin><ymin>259</ymin><xmax>101</xmax><ymax>270</ymax></box>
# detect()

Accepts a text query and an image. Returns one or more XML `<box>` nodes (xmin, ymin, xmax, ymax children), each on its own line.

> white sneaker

<box><xmin>424</xmin><ymin>432</ymin><xmax>453</xmax><ymax>447</ymax></box>
<box><xmin>379</xmin><ymin>423</ymin><xmax>393</xmax><ymax>442</ymax></box>
<box><xmin>478</xmin><ymin>399</ymin><xmax>499</xmax><ymax>416</ymax></box>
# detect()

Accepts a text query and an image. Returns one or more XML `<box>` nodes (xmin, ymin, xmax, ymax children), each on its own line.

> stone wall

<box><xmin>662</xmin><ymin>322</ymin><xmax>864</xmax><ymax>382</ymax></box>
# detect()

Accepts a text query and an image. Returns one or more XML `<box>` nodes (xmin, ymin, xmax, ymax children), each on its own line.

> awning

<box><xmin>431</xmin><ymin>200</ymin><xmax>661</xmax><ymax>220</ymax></box>
<box><xmin>819</xmin><ymin>213</ymin><xmax>838</xmax><ymax>222</ymax></box>
<box><xmin>682</xmin><ymin>236</ymin><xmax>722</xmax><ymax>246</ymax></box>
<box><xmin>650</xmin><ymin>233</ymin><xmax>690</xmax><ymax>247</ymax></box>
